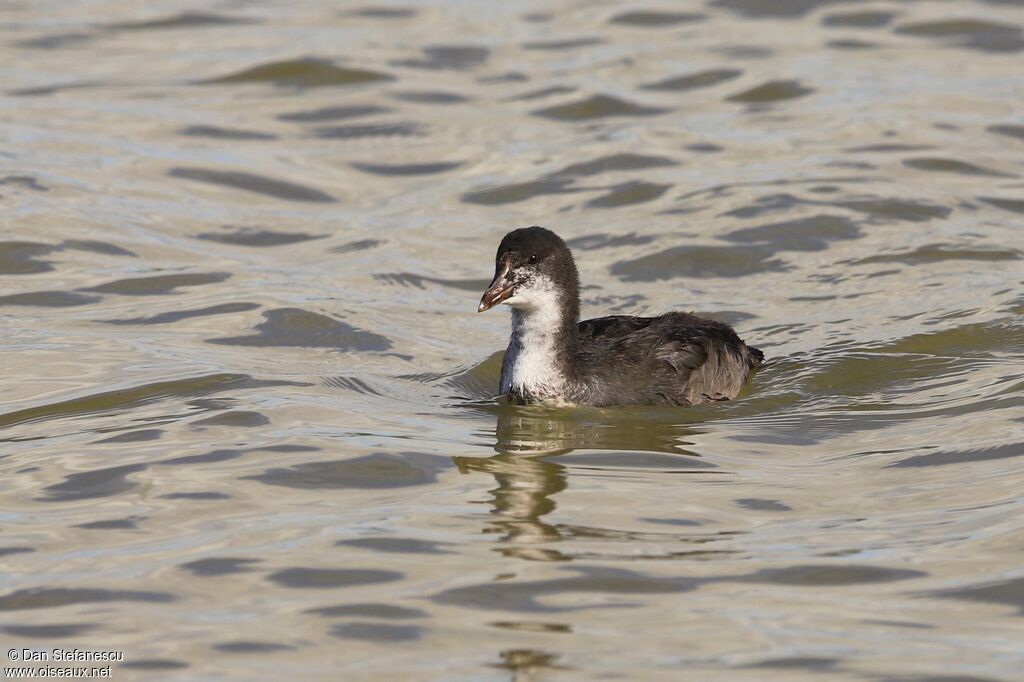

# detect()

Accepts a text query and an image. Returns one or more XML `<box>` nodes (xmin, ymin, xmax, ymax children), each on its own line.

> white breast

<box><xmin>501</xmin><ymin>331</ymin><xmax>565</xmax><ymax>397</ymax></box>
<box><xmin>499</xmin><ymin>277</ymin><xmax>568</xmax><ymax>399</ymax></box>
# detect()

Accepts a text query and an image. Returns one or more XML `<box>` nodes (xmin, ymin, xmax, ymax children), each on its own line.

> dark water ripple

<box><xmin>826</xmin><ymin>38</ymin><xmax>879</xmax><ymax>50</ymax></box>
<box><xmin>348</xmin><ymin>7</ymin><xmax>417</xmax><ymax>19</ymax></box>
<box><xmin>433</xmin><ymin>564</ymin><xmax>925</xmax><ymax>612</ymax></box>
<box><xmin>887</xmin><ymin>443</ymin><xmax>1024</xmax><ymax>468</ymax></box>
<box><xmin>1</xmin><ymin>623</ymin><xmax>96</xmax><ymax>638</ymax></box>
<box><xmin>0</xmin><ymin>242</ymin><xmax>60</xmax><ymax>274</ymax></box>
<box><xmin>180</xmin><ymin>125</ymin><xmax>277</xmax><ymax>141</ymax></box>
<box><xmin>196</xmin><ymin>228</ymin><xmax>325</xmax><ymax>246</ymax></box>
<box><xmin>267</xmin><ymin>567</ymin><xmax>403</xmax><ymax>588</ymax></box>
<box><xmin>330</xmin><ymin>239</ymin><xmax>384</xmax><ymax>254</ymax></box>
<box><xmin>338</xmin><ymin>537</ymin><xmax>452</xmax><ymax>554</ymax></box>
<box><xmin>169</xmin><ymin>168</ymin><xmax>337</xmax><ymax>202</ymax></box>
<box><xmin>102</xmin><ymin>302</ymin><xmax>261</xmax><ymax>325</ymax></box>
<box><xmin>745</xmin><ymin>656</ymin><xmax>842</xmax><ymax>671</ymax></box>
<box><xmin>38</xmin><ymin>464</ymin><xmax>148</xmax><ymax>502</ymax></box>
<box><xmin>930</xmin><ymin>576</ymin><xmax>1024</xmax><ymax>614</ymax></box>
<box><xmin>208</xmin><ymin>308</ymin><xmax>392</xmax><ymax>350</ymax></box>
<box><xmin>213</xmin><ymin>641</ymin><xmax>295</xmax><ymax>653</ymax></box>
<box><xmin>244</xmin><ymin>453</ymin><xmax>447</xmax><ymax>490</ymax></box>
<box><xmin>463</xmin><ymin>153</ymin><xmax>677</xmax><ymax>205</ymax></box>
<box><xmin>533</xmin><ymin>95</ymin><xmax>669</xmax><ymax>120</ymax></box>
<box><xmin>83</xmin><ymin>272</ymin><xmax>231</xmax><ymax>295</ymax></box>
<box><xmin>160</xmin><ymin>491</ymin><xmax>230</xmax><ymax>500</ymax></box>
<box><xmin>725</xmin><ymin>214</ymin><xmax>861</xmax><ymax>251</ymax></box>
<box><xmin>711</xmin><ymin>0</ymin><xmax>867</xmax><ymax>19</ymax></box>
<box><xmin>106</xmin><ymin>12</ymin><xmax>255</xmax><ymax>32</ymax></box>
<box><xmin>642</xmin><ymin>68</ymin><xmax>742</xmax><ymax>91</ymax></box>
<box><xmin>278</xmin><ymin>105</ymin><xmax>390</xmax><ymax>123</ymax></box>
<box><xmin>16</xmin><ymin>33</ymin><xmax>96</xmax><ymax>50</ymax></box>
<box><xmin>393</xmin><ymin>45</ymin><xmax>490</xmax><ymax>71</ymax></box>
<box><xmin>75</xmin><ymin>517</ymin><xmax>143</xmax><ymax>530</ymax></box>
<box><xmin>726</xmin><ymin>80</ymin><xmax>814</xmax><ymax>103</ymax></box>
<box><xmin>0</xmin><ymin>374</ymin><xmax>268</xmax><ymax>431</ymax></box>
<box><xmin>463</xmin><ymin>178</ymin><xmax>577</xmax><ymax>204</ymax></box>
<box><xmin>837</xmin><ymin>198</ymin><xmax>950</xmax><ymax>222</ymax></box>
<box><xmin>307</xmin><ymin>603</ymin><xmax>427</xmax><ymax>619</ymax></box>
<box><xmin>323</xmin><ymin>375</ymin><xmax>385</xmax><ymax>396</ymax></box>
<box><xmin>559</xmin><ymin>154</ymin><xmax>678</xmax><ymax>176</ymax></box>
<box><xmin>64</xmin><ymin>240</ymin><xmax>136</xmax><ymax>257</ymax></box>
<box><xmin>612</xmin><ymin>244</ymin><xmax>788</xmax><ymax>280</ymax></box>
<box><xmin>854</xmin><ymin>244</ymin><xmax>1021</xmax><ymax>265</ymax></box>
<box><xmin>191</xmin><ymin>411</ymin><xmax>269</xmax><ymax>428</ymax></box>
<box><xmin>522</xmin><ymin>37</ymin><xmax>604</xmax><ymax>51</ymax></box>
<box><xmin>0</xmin><ymin>175</ymin><xmax>49</xmax><ymax>191</ymax></box>
<box><xmin>610</xmin><ymin>11</ymin><xmax>706</xmax><ymax>26</ymax></box>
<box><xmin>311</xmin><ymin>122</ymin><xmax>424</xmax><ymax>139</ymax></box>
<box><xmin>206</xmin><ymin>58</ymin><xmax>393</xmax><ymax>87</ymax></box>
<box><xmin>978</xmin><ymin>197</ymin><xmax>1024</xmax><ymax>214</ymax></box>
<box><xmin>895</xmin><ymin>19</ymin><xmax>1024</xmax><ymax>53</ymax></box>
<box><xmin>567</xmin><ymin>232</ymin><xmax>656</xmax><ymax>250</ymax></box>
<box><xmin>95</xmin><ymin>428</ymin><xmax>162</xmax><ymax>443</ymax></box>
<box><xmin>330</xmin><ymin>622</ymin><xmax>423</xmax><ymax>641</ymax></box>
<box><xmin>392</xmin><ymin>90</ymin><xmax>469</xmax><ymax>104</ymax></box>
<box><xmin>822</xmin><ymin>11</ymin><xmax>896</xmax><ymax>28</ymax></box>
<box><xmin>179</xmin><ymin>557</ymin><xmax>261</xmax><ymax>576</ymax></box>
<box><xmin>351</xmin><ymin>161</ymin><xmax>463</xmax><ymax>176</ymax></box>
<box><xmin>0</xmin><ymin>588</ymin><xmax>177</xmax><ymax>611</ymax></box>
<box><xmin>988</xmin><ymin>124</ymin><xmax>1024</xmax><ymax>141</ymax></box>
<box><xmin>508</xmin><ymin>85</ymin><xmax>578</xmax><ymax>101</ymax></box>
<box><xmin>0</xmin><ymin>291</ymin><xmax>101</xmax><ymax>307</ymax></box>
<box><xmin>902</xmin><ymin>157</ymin><xmax>1014</xmax><ymax>178</ymax></box>
<box><xmin>586</xmin><ymin>181</ymin><xmax>671</xmax><ymax>208</ymax></box>
<box><xmin>0</xmin><ymin>240</ymin><xmax>135</xmax><ymax>277</ymax></box>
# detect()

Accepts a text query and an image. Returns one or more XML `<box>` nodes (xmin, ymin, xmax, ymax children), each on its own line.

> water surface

<box><xmin>1</xmin><ymin>0</ymin><xmax>1023</xmax><ymax>679</ymax></box>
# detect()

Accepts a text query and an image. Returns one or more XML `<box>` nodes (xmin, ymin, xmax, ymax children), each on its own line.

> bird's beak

<box><xmin>478</xmin><ymin>262</ymin><xmax>514</xmax><ymax>313</ymax></box>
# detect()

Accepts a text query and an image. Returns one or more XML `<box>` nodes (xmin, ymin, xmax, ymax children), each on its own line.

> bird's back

<box><xmin>574</xmin><ymin>312</ymin><xmax>763</xmax><ymax>406</ymax></box>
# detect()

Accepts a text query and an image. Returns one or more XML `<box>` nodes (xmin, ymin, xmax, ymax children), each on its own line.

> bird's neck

<box><xmin>502</xmin><ymin>291</ymin><xmax>580</xmax><ymax>401</ymax></box>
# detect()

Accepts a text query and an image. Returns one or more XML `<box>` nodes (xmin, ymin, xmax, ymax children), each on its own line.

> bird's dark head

<box><xmin>478</xmin><ymin>226</ymin><xmax>579</xmax><ymax>315</ymax></box>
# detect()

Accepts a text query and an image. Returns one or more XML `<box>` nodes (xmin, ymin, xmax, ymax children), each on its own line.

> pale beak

<box><xmin>478</xmin><ymin>262</ymin><xmax>514</xmax><ymax>313</ymax></box>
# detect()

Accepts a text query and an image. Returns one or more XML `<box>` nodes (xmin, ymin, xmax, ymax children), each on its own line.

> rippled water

<box><xmin>2</xmin><ymin>0</ymin><xmax>1023</xmax><ymax>679</ymax></box>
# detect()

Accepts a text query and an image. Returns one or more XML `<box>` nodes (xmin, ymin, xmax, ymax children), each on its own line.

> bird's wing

<box><xmin>578</xmin><ymin>314</ymin><xmax>757</xmax><ymax>405</ymax></box>
<box><xmin>658</xmin><ymin>329</ymin><xmax>755</xmax><ymax>403</ymax></box>
<box><xmin>577</xmin><ymin>315</ymin><xmax>656</xmax><ymax>340</ymax></box>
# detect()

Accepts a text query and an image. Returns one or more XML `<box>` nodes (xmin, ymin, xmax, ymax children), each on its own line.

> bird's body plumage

<box><xmin>573</xmin><ymin>312</ymin><xmax>763</xmax><ymax>406</ymax></box>
<box><xmin>480</xmin><ymin>226</ymin><xmax>762</xmax><ymax>407</ymax></box>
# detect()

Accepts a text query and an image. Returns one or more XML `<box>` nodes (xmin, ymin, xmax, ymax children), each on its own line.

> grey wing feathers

<box><xmin>658</xmin><ymin>338</ymin><xmax>751</xmax><ymax>404</ymax></box>
<box><xmin>577</xmin><ymin>313</ymin><xmax>761</xmax><ymax>406</ymax></box>
<box><xmin>648</xmin><ymin>317</ymin><xmax>760</xmax><ymax>405</ymax></box>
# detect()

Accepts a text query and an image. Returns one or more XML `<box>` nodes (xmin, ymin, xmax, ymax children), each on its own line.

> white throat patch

<box><xmin>500</xmin><ymin>274</ymin><xmax>568</xmax><ymax>399</ymax></box>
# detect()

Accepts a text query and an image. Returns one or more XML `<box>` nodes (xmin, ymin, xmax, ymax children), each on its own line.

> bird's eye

<box><xmin>528</xmin><ymin>254</ymin><xmax>538</xmax><ymax>264</ymax></box>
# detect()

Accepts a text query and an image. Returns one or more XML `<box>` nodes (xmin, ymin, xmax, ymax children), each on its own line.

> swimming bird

<box><xmin>478</xmin><ymin>226</ymin><xmax>763</xmax><ymax>406</ymax></box>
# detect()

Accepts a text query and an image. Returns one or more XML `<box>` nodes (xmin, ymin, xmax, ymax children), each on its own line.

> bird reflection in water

<box><xmin>453</xmin><ymin>402</ymin><xmax>704</xmax><ymax>562</ymax></box>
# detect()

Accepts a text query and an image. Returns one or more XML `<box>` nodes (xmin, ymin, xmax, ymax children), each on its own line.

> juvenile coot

<box><xmin>478</xmin><ymin>226</ymin><xmax>763</xmax><ymax>406</ymax></box>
